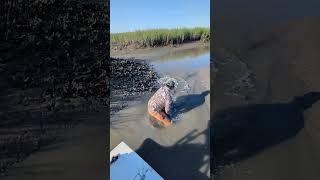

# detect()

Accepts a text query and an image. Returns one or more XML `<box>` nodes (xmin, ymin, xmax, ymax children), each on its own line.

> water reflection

<box><xmin>152</xmin><ymin>45</ymin><xmax>210</xmax><ymax>71</ymax></box>
<box><xmin>154</xmin><ymin>44</ymin><xmax>209</xmax><ymax>61</ymax></box>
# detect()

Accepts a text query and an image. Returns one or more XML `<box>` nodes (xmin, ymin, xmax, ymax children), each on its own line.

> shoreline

<box><xmin>111</xmin><ymin>39</ymin><xmax>209</xmax><ymax>51</ymax></box>
<box><xmin>111</xmin><ymin>41</ymin><xmax>209</xmax><ymax>61</ymax></box>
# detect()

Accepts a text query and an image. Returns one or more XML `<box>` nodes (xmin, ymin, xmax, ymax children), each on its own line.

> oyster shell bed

<box><xmin>0</xmin><ymin>0</ymin><xmax>108</xmax><ymax>175</ymax></box>
<box><xmin>111</xmin><ymin>58</ymin><xmax>158</xmax><ymax>96</ymax></box>
<box><xmin>110</xmin><ymin>58</ymin><xmax>159</xmax><ymax>115</ymax></box>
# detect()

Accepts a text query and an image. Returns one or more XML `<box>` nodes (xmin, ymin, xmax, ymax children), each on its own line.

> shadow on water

<box><xmin>136</xmin><ymin>121</ymin><xmax>210</xmax><ymax>180</ymax></box>
<box><xmin>211</xmin><ymin>92</ymin><xmax>320</xmax><ymax>168</ymax></box>
<box><xmin>173</xmin><ymin>90</ymin><xmax>210</xmax><ymax>115</ymax></box>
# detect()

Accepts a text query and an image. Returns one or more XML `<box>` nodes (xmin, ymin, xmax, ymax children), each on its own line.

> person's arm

<box><xmin>164</xmin><ymin>93</ymin><xmax>173</xmax><ymax>115</ymax></box>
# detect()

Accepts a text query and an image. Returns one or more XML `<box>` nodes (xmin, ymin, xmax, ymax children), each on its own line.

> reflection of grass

<box><xmin>158</xmin><ymin>44</ymin><xmax>209</xmax><ymax>60</ymax></box>
<box><xmin>111</xmin><ymin>27</ymin><xmax>210</xmax><ymax>49</ymax></box>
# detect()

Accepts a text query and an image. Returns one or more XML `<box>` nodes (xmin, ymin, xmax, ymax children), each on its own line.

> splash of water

<box><xmin>157</xmin><ymin>75</ymin><xmax>190</xmax><ymax>94</ymax></box>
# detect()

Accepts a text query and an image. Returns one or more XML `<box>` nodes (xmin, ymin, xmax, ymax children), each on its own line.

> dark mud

<box><xmin>0</xmin><ymin>0</ymin><xmax>108</xmax><ymax>176</ymax></box>
<box><xmin>111</xmin><ymin>39</ymin><xmax>209</xmax><ymax>52</ymax></box>
<box><xmin>212</xmin><ymin>17</ymin><xmax>320</xmax><ymax>180</ymax></box>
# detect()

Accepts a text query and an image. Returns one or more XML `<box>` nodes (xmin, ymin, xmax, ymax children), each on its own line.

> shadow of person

<box><xmin>136</xmin><ymin>122</ymin><xmax>210</xmax><ymax>180</ymax></box>
<box><xmin>172</xmin><ymin>90</ymin><xmax>210</xmax><ymax>116</ymax></box>
<box><xmin>211</xmin><ymin>92</ymin><xmax>320</xmax><ymax>167</ymax></box>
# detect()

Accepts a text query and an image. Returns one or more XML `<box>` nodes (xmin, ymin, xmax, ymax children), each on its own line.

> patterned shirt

<box><xmin>148</xmin><ymin>86</ymin><xmax>173</xmax><ymax>114</ymax></box>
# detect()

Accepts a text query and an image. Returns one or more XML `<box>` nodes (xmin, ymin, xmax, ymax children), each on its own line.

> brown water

<box><xmin>110</xmin><ymin>42</ymin><xmax>210</xmax><ymax>180</ymax></box>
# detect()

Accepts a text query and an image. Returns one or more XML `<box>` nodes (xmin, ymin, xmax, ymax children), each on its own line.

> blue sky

<box><xmin>110</xmin><ymin>0</ymin><xmax>210</xmax><ymax>33</ymax></box>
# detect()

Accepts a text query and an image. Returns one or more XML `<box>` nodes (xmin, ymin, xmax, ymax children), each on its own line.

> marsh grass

<box><xmin>111</xmin><ymin>27</ymin><xmax>210</xmax><ymax>49</ymax></box>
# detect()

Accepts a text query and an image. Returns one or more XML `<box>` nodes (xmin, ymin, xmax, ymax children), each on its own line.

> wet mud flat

<box><xmin>0</xmin><ymin>54</ymin><xmax>108</xmax><ymax>177</ymax></box>
<box><xmin>212</xmin><ymin>17</ymin><xmax>320</xmax><ymax>180</ymax></box>
<box><xmin>0</xmin><ymin>0</ymin><xmax>108</xmax><ymax>178</ymax></box>
<box><xmin>111</xmin><ymin>42</ymin><xmax>211</xmax><ymax>179</ymax></box>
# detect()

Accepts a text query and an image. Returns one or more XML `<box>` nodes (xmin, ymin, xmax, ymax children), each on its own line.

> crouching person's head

<box><xmin>165</xmin><ymin>79</ymin><xmax>175</xmax><ymax>90</ymax></box>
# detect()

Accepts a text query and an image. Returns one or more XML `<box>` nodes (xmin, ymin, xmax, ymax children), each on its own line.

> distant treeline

<box><xmin>111</xmin><ymin>27</ymin><xmax>210</xmax><ymax>49</ymax></box>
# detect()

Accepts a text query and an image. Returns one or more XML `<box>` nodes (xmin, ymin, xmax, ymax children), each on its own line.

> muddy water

<box><xmin>110</xmin><ymin>42</ymin><xmax>210</xmax><ymax>180</ymax></box>
<box><xmin>152</xmin><ymin>52</ymin><xmax>209</xmax><ymax>72</ymax></box>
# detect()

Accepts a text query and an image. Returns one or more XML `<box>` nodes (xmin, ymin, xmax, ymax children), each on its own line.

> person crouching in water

<box><xmin>148</xmin><ymin>79</ymin><xmax>175</xmax><ymax>127</ymax></box>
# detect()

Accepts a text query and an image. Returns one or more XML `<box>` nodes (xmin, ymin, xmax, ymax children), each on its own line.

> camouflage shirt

<box><xmin>148</xmin><ymin>86</ymin><xmax>173</xmax><ymax>114</ymax></box>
